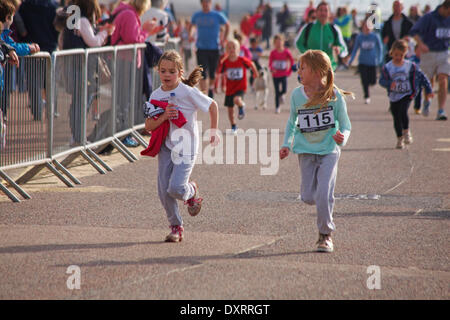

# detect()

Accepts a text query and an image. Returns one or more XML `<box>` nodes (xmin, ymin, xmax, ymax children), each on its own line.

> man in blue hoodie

<box><xmin>410</xmin><ymin>0</ymin><xmax>450</xmax><ymax>121</ymax></box>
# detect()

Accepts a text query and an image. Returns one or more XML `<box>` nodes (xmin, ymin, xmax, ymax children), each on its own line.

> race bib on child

<box><xmin>272</xmin><ymin>60</ymin><xmax>287</xmax><ymax>70</ymax></box>
<box><xmin>361</xmin><ymin>41</ymin><xmax>375</xmax><ymax>50</ymax></box>
<box><xmin>297</xmin><ymin>106</ymin><xmax>335</xmax><ymax>133</ymax></box>
<box><xmin>392</xmin><ymin>79</ymin><xmax>411</xmax><ymax>93</ymax></box>
<box><xmin>226</xmin><ymin>68</ymin><xmax>244</xmax><ymax>80</ymax></box>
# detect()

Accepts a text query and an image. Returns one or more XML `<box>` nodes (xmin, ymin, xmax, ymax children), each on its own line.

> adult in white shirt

<box><xmin>141</xmin><ymin>0</ymin><xmax>169</xmax><ymax>43</ymax></box>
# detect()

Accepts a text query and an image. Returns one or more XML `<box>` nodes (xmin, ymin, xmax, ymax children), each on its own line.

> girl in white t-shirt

<box><xmin>144</xmin><ymin>50</ymin><xmax>219</xmax><ymax>242</ymax></box>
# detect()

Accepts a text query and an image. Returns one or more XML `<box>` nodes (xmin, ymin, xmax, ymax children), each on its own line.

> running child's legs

<box><xmin>414</xmin><ymin>88</ymin><xmax>422</xmax><ymax>111</ymax></box>
<box><xmin>390</xmin><ymin>96</ymin><xmax>412</xmax><ymax>137</ymax></box>
<box><xmin>273</xmin><ymin>76</ymin><xmax>287</xmax><ymax>109</ymax></box>
<box><xmin>158</xmin><ymin>145</ymin><xmax>196</xmax><ymax>226</ymax></box>
<box><xmin>227</xmin><ymin>106</ymin><xmax>235</xmax><ymax>127</ymax></box>
<box><xmin>298</xmin><ymin>151</ymin><xmax>340</xmax><ymax>235</ymax></box>
<box><xmin>359</xmin><ymin>65</ymin><xmax>370</xmax><ymax>99</ymax></box>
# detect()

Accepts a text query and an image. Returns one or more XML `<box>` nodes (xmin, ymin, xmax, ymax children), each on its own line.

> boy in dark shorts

<box><xmin>218</xmin><ymin>39</ymin><xmax>258</xmax><ymax>134</ymax></box>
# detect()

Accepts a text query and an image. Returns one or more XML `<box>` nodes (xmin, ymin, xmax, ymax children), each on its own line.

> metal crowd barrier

<box><xmin>0</xmin><ymin>38</ymin><xmax>180</xmax><ymax>203</ymax></box>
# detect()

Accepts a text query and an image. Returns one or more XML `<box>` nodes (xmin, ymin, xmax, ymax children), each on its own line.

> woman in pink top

<box><xmin>110</xmin><ymin>0</ymin><xmax>162</xmax><ymax>147</ymax></box>
<box><xmin>269</xmin><ymin>34</ymin><xmax>294</xmax><ymax>114</ymax></box>
<box><xmin>110</xmin><ymin>0</ymin><xmax>161</xmax><ymax>45</ymax></box>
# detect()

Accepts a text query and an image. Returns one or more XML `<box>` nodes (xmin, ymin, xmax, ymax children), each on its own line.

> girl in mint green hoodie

<box><xmin>280</xmin><ymin>50</ymin><xmax>352</xmax><ymax>253</ymax></box>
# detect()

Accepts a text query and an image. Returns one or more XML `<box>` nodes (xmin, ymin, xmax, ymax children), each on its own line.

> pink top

<box><xmin>269</xmin><ymin>48</ymin><xmax>294</xmax><ymax>78</ymax></box>
<box><xmin>111</xmin><ymin>2</ymin><xmax>148</xmax><ymax>45</ymax></box>
<box><xmin>239</xmin><ymin>45</ymin><xmax>252</xmax><ymax>60</ymax></box>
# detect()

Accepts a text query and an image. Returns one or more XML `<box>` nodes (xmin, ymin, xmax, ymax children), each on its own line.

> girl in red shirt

<box><xmin>218</xmin><ymin>39</ymin><xmax>258</xmax><ymax>134</ymax></box>
<box><xmin>269</xmin><ymin>34</ymin><xmax>294</xmax><ymax>114</ymax></box>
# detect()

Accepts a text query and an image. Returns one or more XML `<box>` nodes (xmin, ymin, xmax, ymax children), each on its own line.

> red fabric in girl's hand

<box><xmin>140</xmin><ymin>100</ymin><xmax>187</xmax><ymax>157</ymax></box>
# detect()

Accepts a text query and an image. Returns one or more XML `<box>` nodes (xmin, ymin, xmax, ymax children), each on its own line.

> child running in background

<box><xmin>142</xmin><ymin>50</ymin><xmax>219</xmax><ymax>242</ymax></box>
<box><xmin>218</xmin><ymin>39</ymin><xmax>258</xmax><ymax>134</ymax></box>
<box><xmin>269</xmin><ymin>34</ymin><xmax>294</xmax><ymax>114</ymax></box>
<box><xmin>280</xmin><ymin>50</ymin><xmax>353</xmax><ymax>253</ymax></box>
<box><xmin>379</xmin><ymin>40</ymin><xmax>433</xmax><ymax>149</ymax></box>
<box><xmin>346</xmin><ymin>17</ymin><xmax>383</xmax><ymax>105</ymax></box>
<box><xmin>249</xmin><ymin>37</ymin><xmax>263</xmax><ymax>89</ymax></box>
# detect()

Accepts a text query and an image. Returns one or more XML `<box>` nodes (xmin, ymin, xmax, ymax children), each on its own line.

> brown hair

<box><xmin>300</xmin><ymin>50</ymin><xmax>354</xmax><ymax>110</ymax></box>
<box><xmin>0</xmin><ymin>0</ymin><xmax>15</xmax><ymax>23</ymax></box>
<box><xmin>71</xmin><ymin>0</ymin><xmax>101</xmax><ymax>24</ymax></box>
<box><xmin>389</xmin><ymin>39</ymin><xmax>408</xmax><ymax>56</ymax></box>
<box><xmin>273</xmin><ymin>33</ymin><xmax>285</xmax><ymax>43</ymax></box>
<box><xmin>157</xmin><ymin>50</ymin><xmax>203</xmax><ymax>87</ymax></box>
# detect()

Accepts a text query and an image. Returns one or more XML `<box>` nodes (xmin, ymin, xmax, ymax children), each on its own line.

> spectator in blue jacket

<box><xmin>409</xmin><ymin>0</ymin><xmax>450</xmax><ymax>120</ymax></box>
<box><xmin>1</xmin><ymin>0</ymin><xmax>40</xmax><ymax>120</ymax></box>
<box><xmin>0</xmin><ymin>0</ymin><xmax>20</xmax><ymax>120</ymax></box>
<box><xmin>346</xmin><ymin>18</ymin><xmax>383</xmax><ymax>104</ymax></box>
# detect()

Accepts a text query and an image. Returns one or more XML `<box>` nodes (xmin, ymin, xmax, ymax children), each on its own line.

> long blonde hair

<box><xmin>129</xmin><ymin>0</ymin><xmax>150</xmax><ymax>16</ymax></box>
<box><xmin>300</xmin><ymin>50</ymin><xmax>354</xmax><ymax>110</ymax></box>
<box><xmin>157</xmin><ymin>50</ymin><xmax>203</xmax><ymax>87</ymax></box>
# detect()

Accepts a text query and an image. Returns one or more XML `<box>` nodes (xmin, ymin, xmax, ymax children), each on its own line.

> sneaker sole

<box><xmin>165</xmin><ymin>235</ymin><xmax>182</xmax><ymax>242</ymax></box>
<box><xmin>316</xmin><ymin>246</ymin><xmax>333</xmax><ymax>253</ymax></box>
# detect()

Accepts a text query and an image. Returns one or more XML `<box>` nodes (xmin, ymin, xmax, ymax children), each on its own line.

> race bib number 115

<box><xmin>297</xmin><ymin>106</ymin><xmax>335</xmax><ymax>133</ymax></box>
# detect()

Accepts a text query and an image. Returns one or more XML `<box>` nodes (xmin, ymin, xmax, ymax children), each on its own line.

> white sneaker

<box><xmin>365</xmin><ymin>98</ymin><xmax>371</xmax><ymax>104</ymax></box>
<box><xmin>396</xmin><ymin>136</ymin><xmax>405</xmax><ymax>149</ymax></box>
<box><xmin>316</xmin><ymin>233</ymin><xmax>333</xmax><ymax>252</ymax></box>
<box><xmin>275</xmin><ymin>107</ymin><xmax>280</xmax><ymax>114</ymax></box>
<box><xmin>404</xmin><ymin>131</ymin><xmax>413</xmax><ymax>144</ymax></box>
<box><xmin>165</xmin><ymin>225</ymin><xmax>184</xmax><ymax>242</ymax></box>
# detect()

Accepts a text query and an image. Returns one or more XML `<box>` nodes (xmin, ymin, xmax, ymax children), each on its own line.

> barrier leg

<box><xmin>80</xmin><ymin>150</ymin><xmax>106</xmax><ymax>174</ymax></box>
<box><xmin>0</xmin><ymin>182</ymin><xmax>21</xmax><ymax>202</ymax></box>
<box><xmin>131</xmin><ymin>130</ymin><xmax>148</xmax><ymax>148</ymax></box>
<box><xmin>86</xmin><ymin>148</ymin><xmax>113</xmax><ymax>172</ymax></box>
<box><xmin>0</xmin><ymin>170</ymin><xmax>32</xmax><ymax>200</ymax></box>
<box><xmin>111</xmin><ymin>138</ymin><xmax>137</xmax><ymax>162</ymax></box>
<box><xmin>44</xmin><ymin>162</ymin><xmax>74</xmax><ymax>188</ymax></box>
<box><xmin>53</xmin><ymin>160</ymin><xmax>82</xmax><ymax>185</ymax></box>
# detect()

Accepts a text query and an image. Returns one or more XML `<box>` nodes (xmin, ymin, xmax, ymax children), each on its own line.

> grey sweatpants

<box><xmin>158</xmin><ymin>144</ymin><xmax>196</xmax><ymax>226</ymax></box>
<box><xmin>298</xmin><ymin>149</ymin><xmax>340</xmax><ymax>235</ymax></box>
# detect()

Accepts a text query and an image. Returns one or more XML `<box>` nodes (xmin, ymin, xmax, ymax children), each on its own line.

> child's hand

<box><xmin>390</xmin><ymin>81</ymin><xmax>396</xmax><ymax>91</ymax></box>
<box><xmin>163</xmin><ymin>105</ymin><xmax>178</xmax><ymax>120</ymax></box>
<box><xmin>8</xmin><ymin>51</ymin><xmax>19</xmax><ymax>67</ymax></box>
<box><xmin>279</xmin><ymin>147</ymin><xmax>290</xmax><ymax>160</ymax></box>
<box><xmin>143</xmin><ymin>18</ymin><xmax>164</xmax><ymax>36</ymax></box>
<box><xmin>332</xmin><ymin>130</ymin><xmax>345</xmax><ymax>145</ymax></box>
<box><xmin>100</xmin><ymin>23</ymin><xmax>115</xmax><ymax>36</ymax></box>
<box><xmin>209</xmin><ymin>129</ymin><xmax>220</xmax><ymax>146</ymax></box>
<box><xmin>29</xmin><ymin>43</ymin><xmax>40</xmax><ymax>54</ymax></box>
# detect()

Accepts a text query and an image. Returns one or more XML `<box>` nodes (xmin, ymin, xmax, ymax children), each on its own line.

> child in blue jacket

<box><xmin>379</xmin><ymin>40</ymin><xmax>433</xmax><ymax>149</ymax></box>
<box><xmin>346</xmin><ymin>18</ymin><xmax>383</xmax><ymax>104</ymax></box>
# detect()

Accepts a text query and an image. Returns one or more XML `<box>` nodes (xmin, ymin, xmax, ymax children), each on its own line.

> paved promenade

<box><xmin>0</xmin><ymin>62</ymin><xmax>449</xmax><ymax>300</ymax></box>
